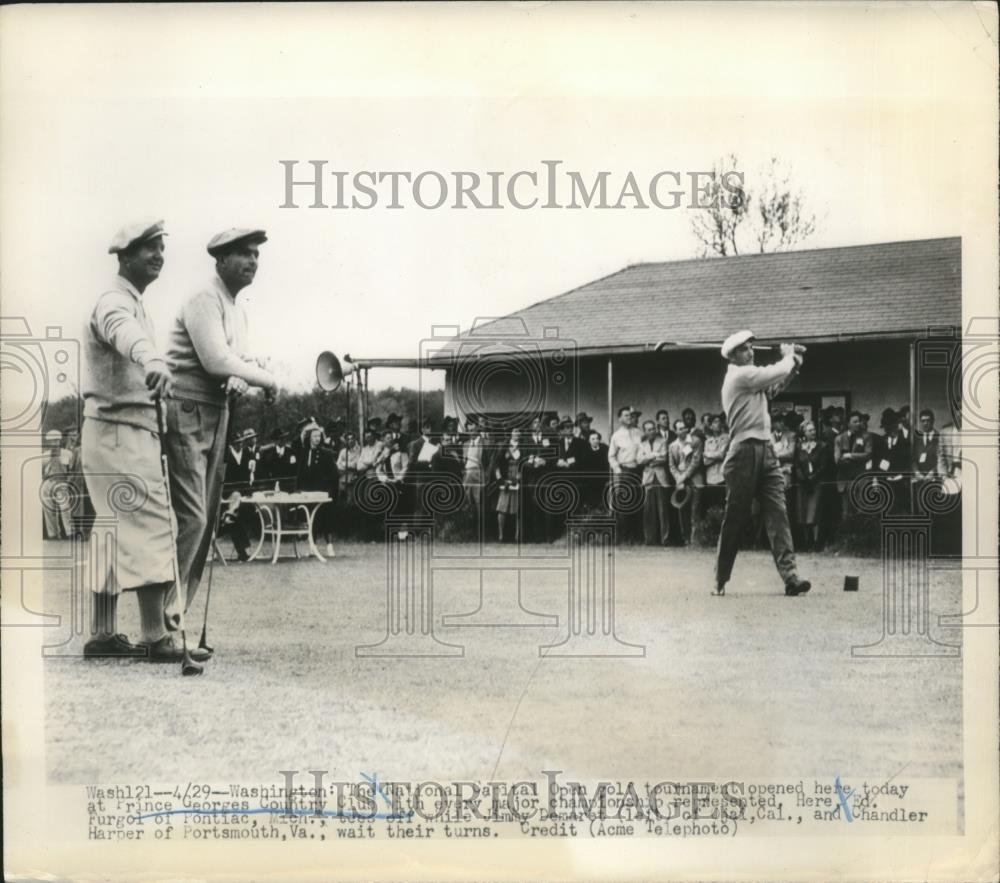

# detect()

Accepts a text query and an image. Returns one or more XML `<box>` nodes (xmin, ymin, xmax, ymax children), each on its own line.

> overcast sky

<box><xmin>1</xmin><ymin>2</ymin><xmax>996</xmax><ymax>396</ymax></box>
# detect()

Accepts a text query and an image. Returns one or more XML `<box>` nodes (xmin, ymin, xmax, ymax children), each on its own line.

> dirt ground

<box><xmin>42</xmin><ymin>540</ymin><xmax>963</xmax><ymax>790</ymax></box>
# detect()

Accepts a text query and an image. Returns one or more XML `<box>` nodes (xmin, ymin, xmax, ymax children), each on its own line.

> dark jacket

<box><xmin>296</xmin><ymin>446</ymin><xmax>338</xmax><ymax>498</ymax></box>
<box><xmin>260</xmin><ymin>444</ymin><xmax>298</xmax><ymax>491</ymax></box>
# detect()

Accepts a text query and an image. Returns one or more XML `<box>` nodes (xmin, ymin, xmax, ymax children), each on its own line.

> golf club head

<box><xmin>181</xmin><ymin>658</ymin><xmax>204</xmax><ymax>677</ymax></box>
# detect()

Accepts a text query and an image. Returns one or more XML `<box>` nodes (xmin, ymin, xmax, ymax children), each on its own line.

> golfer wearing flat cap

<box><xmin>162</xmin><ymin>228</ymin><xmax>278</xmax><ymax>637</ymax></box>
<box><xmin>714</xmin><ymin>330</ymin><xmax>811</xmax><ymax>597</ymax></box>
<box><xmin>80</xmin><ymin>220</ymin><xmax>208</xmax><ymax>660</ymax></box>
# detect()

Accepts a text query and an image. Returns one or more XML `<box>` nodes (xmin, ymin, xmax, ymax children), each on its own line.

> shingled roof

<box><xmin>434</xmin><ymin>237</ymin><xmax>961</xmax><ymax>359</ymax></box>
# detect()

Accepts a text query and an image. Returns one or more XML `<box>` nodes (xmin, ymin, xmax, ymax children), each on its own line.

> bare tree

<box><xmin>689</xmin><ymin>155</ymin><xmax>817</xmax><ymax>257</ymax></box>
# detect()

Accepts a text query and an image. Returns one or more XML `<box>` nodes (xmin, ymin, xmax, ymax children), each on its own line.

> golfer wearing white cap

<box><xmin>714</xmin><ymin>330</ymin><xmax>811</xmax><ymax>597</ymax></box>
<box><xmin>162</xmin><ymin>228</ymin><xmax>279</xmax><ymax>639</ymax></box>
<box><xmin>80</xmin><ymin>220</ymin><xmax>210</xmax><ymax>660</ymax></box>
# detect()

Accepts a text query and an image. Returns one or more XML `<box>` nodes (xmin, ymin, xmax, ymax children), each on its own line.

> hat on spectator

<box><xmin>721</xmin><ymin>329</ymin><xmax>755</xmax><ymax>360</ymax></box>
<box><xmin>44</xmin><ymin>429</ymin><xmax>63</xmax><ymax>443</ymax></box>
<box><xmin>879</xmin><ymin>407</ymin><xmax>899</xmax><ymax>429</ymax></box>
<box><xmin>241</xmin><ymin>429</ymin><xmax>257</xmax><ymax>442</ymax></box>
<box><xmin>270</xmin><ymin>428</ymin><xmax>288</xmax><ymax>441</ymax></box>
<box><xmin>108</xmin><ymin>220</ymin><xmax>166</xmax><ymax>254</ymax></box>
<box><xmin>207</xmin><ymin>228</ymin><xmax>267</xmax><ymax>257</ymax></box>
<box><xmin>575</xmin><ymin>411</ymin><xmax>593</xmax><ymax>424</ymax></box>
<box><xmin>670</xmin><ymin>485</ymin><xmax>692</xmax><ymax>509</ymax></box>
<box><xmin>558</xmin><ymin>417</ymin><xmax>574</xmax><ymax>429</ymax></box>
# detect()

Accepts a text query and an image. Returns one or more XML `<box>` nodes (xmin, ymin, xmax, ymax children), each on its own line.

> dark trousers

<box><xmin>614</xmin><ymin>466</ymin><xmax>644</xmax><ymax>544</ymax></box>
<box><xmin>642</xmin><ymin>483</ymin><xmax>670</xmax><ymax>545</ymax></box>
<box><xmin>164</xmin><ymin>397</ymin><xmax>229</xmax><ymax>625</ymax></box>
<box><xmin>716</xmin><ymin>439</ymin><xmax>798</xmax><ymax>587</ymax></box>
<box><xmin>521</xmin><ymin>466</ymin><xmax>548</xmax><ymax>543</ymax></box>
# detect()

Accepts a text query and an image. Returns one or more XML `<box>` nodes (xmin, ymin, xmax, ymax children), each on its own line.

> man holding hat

<box><xmin>80</xmin><ymin>220</ymin><xmax>204</xmax><ymax>659</ymax></box>
<box><xmin>162</xmin><ymin>228</ymin><xmax>279</xmax><ymax>636</ymax></box>
<box><xmin>714</xmin><ymin>330</ymin><xmax>811</xmax><ymax>597</ymax></box>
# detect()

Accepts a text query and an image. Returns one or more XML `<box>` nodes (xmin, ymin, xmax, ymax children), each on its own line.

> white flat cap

<box><xmin>44</xmin><ymin>429</ymin><xmax>63</xmax><ymax>443</ymax></box>
<box><xmin>206</xmin><ymin>227</ymin><xmax>267</xmax><ymax>257</ymax></box>
<box><xmin>721</xmin><ymin>329</ymin><xmax>755</xmax><ymax>360</ymax></box>
<box><xmin>108</xmin><ymin>220</ymin><xmax>166</xmax><ymax>254</ymax></box>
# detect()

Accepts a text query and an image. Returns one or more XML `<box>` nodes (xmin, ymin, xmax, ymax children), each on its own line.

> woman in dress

<box><xmin>495</xmin><ymin>428</ymin><xmax>525</xmax><ymax>543</ymax></box>
<box><xmin>794</xmin><ymin>421</ymin><xmax>830</xmax><ymax>550</ymax></box>
<box><xmin>297</xmin><ymin>422</ymin><xmax>339</xmax><ymax>556</ymax></box>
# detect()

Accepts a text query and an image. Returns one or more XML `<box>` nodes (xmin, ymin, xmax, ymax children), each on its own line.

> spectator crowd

<box><xmin>43</xmin><ymin>402</ymin><xmax>962</xmax><ymax>555</ymax></box>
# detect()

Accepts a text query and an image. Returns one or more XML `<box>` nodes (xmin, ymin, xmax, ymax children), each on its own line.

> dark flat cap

<box><xmin>207</xmin><ymin>227</ymin><xmax>267</xmax><ymax>257</ymax></box>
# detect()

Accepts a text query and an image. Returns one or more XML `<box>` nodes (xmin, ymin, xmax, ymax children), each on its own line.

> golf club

<box><xmin>652</xmin><ymin>340</ymin><xmax>807</xmax><ymax>354</ymax></box>
<box><xmin>154</xmin><ymin>396</ymin><xmax>204</xmax><ymax>677</ymax></box>
<box><xmin>197</xmin><ymin>377</ymin><xmax>243</xmax><ymax>654</ymax></box>
<box><xmin>199</xmin><ymin>529</ymin><xmax>216</xmax><ymax>654</ymax></box>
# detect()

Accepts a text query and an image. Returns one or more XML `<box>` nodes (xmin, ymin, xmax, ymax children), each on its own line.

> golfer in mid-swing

<box><xmin>714</xmin><ymin>330</ymin><xmax>811</xmax><ymax>597</ymax></box>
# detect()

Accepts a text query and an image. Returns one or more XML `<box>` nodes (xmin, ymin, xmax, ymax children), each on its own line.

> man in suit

<box><xmin>655</xmin><ymin>409</ymin><xmax>676</xmax><ymax>444</ymax></box>
<box><xmin>261</xmin><ymin>428</ymin><xmax>298</xmax><ymax>491</ymax></box>
<box><xmin>638</xmin><ymin>419</ymin><xmax>671</xmax><ymax>546</ymax></box>
<box><xmin>834</xmin><ymin>410</ymin><xmax>874</xmax><ymax>516</ymax></box>
<box><xmin>668</xmin><ymin>420</ymin><xmax>704</xmax><ymax>545</ymax></box>
<box><xmin>241</xmin><ymin>428</ymin><xmax>262</xmax><ymax>490</ymax></box>
<box><xmin>224</xmin><ymin>432</ymin><xmax>249</xmax><ymax>493</ymax></box>
<box><xmin>874</xmin><ymin>407</ymin><xmax>911</xmax><ymax>513</ymax></box>
<box><xmin>912</xmin><ymin>408</ymin><xmax>945</xmax><ymax>482</ymax></box>
<box><xmin>548</xmin><ymin>417</ymin><xmax>586</xmax><ymax>537</ymax></box>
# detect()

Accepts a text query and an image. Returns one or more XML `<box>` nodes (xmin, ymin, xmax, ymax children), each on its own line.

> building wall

<box><xmin>444</xmin><ymin>340</ymin><xmax>955</xmax><ymax>438</ymax></box>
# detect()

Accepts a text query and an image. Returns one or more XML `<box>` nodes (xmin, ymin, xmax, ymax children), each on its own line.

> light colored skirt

<box><xmin>81</xmin><ymin>418</ymin><xmax>175</xmax><ymax>593</ymax></box>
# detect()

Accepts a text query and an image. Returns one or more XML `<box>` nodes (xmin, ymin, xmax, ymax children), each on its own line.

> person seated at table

<box><xmin>297</xmin><ymin>421</ymin><xmax>339</xmax><ymax>557</ymax></box>
<box><xmin>218</xmin><ymin>491</ymin><xmax>251</xmax><ymax>562</ymax></box>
